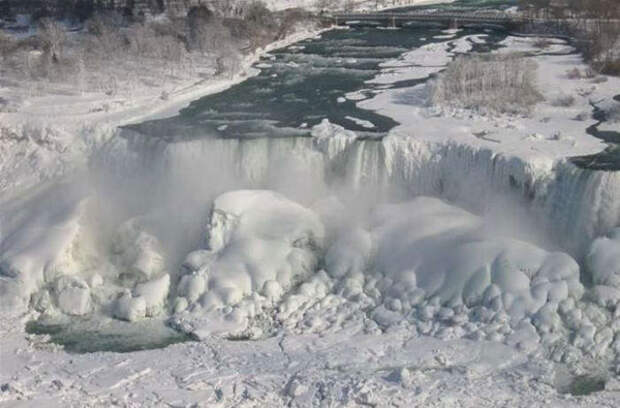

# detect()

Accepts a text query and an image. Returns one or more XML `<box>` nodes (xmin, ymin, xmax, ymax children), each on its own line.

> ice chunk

<box><xmin>54</xmin><ymin>276</ymin><xmax>91</xmax><ymax>316</ymax></box>
<box><xmin>345</xmin><ymin>116</ymin><xmax>376</xmax><ymax>129</ymax></box>
<box><xmin>134</xmin><ymin>274</ymin><xmax>170</xmax><ymax>317</ymax></box>
<box><xmin>177</xmin><ymin>274</ymin><xmax>207</xmax><ymax>303</ymax></box>
<box><xmin>114</xmin><ymin>292</ymin><xmax>147</xmax><ymax>322</ymax></box>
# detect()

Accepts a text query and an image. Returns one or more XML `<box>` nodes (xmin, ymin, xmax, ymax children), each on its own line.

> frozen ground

<box><xmin>2</xmin><ymin>3</ymin><xmax>620</xmax><ymax>408</ymax></box>
<box><xmin>4</xmin><ymin>317</ymin><xmax>620</xmax><ymax>407</ymax></box>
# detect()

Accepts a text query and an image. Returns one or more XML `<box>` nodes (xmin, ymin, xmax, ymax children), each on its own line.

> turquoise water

<box><xmin>26</xmin><ymin>317</ymin><xmax>193</xmax><ymax>353</ymax></box>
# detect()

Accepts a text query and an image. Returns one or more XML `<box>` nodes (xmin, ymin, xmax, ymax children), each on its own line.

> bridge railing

<box><xmin>329</xmin><ymin>12</ymin><xmax>528</xmax><ymax>25</ymax></box>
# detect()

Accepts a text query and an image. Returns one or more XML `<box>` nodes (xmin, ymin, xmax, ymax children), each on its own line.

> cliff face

<box><xmin>0</xmin><ymin>0</ymin><xmax>249</xmax><ymax>20</ymax></box>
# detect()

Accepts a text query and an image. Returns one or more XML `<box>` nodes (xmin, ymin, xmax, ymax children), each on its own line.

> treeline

<box><xmin>519</xmin><ymin>0</ymin><xmax>619</xmax><ymax>19</ymax></box>
<box><xmin>0</xmin><ymin>0</ymin><xmax>141</xmax><ymax>22</ymax></box>
<box><xmin>519</xmin><ymin>0</ymin><xmax>620</xmax><ymax>75</ymax></box>
<box><xmin>0</xmin><ymin>2</ymin><xmax>319</xmax><ymax>91</ymax></box>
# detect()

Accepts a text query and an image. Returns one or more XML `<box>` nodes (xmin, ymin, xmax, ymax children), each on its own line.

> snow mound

<box><xmin>171</xmin><ymin>190</ymin><xmax>325</xmax><ymax>335</ymax></box>
<box><xmin>114</xmin><ymin>292</ymin><xmax>147</xmax><ymax>322</ymax></box>
<box><xmin>373</xmin><ymin>198</ymin><xmax>582</xmax><ymax>319</ymax></box>
<box><xmin>54</xmin><ymin>276</ymin><xmax>92</xmax><ymax>316</ymax></box>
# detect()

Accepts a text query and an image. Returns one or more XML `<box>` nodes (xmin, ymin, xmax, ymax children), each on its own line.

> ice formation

<box><xmin>105</xmin><ymin>117</ymin><xmax>620</xmax><ymax>260</ymax></box>
<box><xmin>0</xmin><ymin>183</ymin><xmax>88</xmax><ymax>312</ymax></box>
<box><xmin>366</xmin><ymin>197</ymin><xmax>583</xmax><ymax>318</ymax></box>
<box><xmin>165</xmin><ymin>191</ymin><xmax>583</xmax><ymax>338</ymax></box>
<box><xmin>72</xmin><ymin>112</ymin><xmax>619</xmax><ymax>358</ymax></box>
<box><xmin>178</xmin><ymin>190</ymin><xmax>324</xmax><ymax>310</ymax></box>
<box><xmin>3</xmin><ymin>104</ymin><xmax>619</xmax><ymax>358</ymax></box>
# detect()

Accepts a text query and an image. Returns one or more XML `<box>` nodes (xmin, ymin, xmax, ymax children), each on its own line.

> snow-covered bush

<box><xmin>551</xmin><ymin>94</ymin><xmax>576</xmax><ymax>107</ymax></box>
<box><xmin>37</xmin><ymin>18</ymin><xmax>66</xmax><ymax>63</ymax></box>
<box><xmin>429</xmin><ymin>53</ymin><xmax>543</xmax><ymax>115</ymax></box>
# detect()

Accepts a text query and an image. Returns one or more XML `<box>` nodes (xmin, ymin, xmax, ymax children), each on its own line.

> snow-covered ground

<box><xmin>2</xmin><ymin>3</ymin><xmax>620</xmax><ymax>407</ymax></box>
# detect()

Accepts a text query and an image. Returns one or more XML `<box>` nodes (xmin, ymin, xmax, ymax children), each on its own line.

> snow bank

<box><xmin>0</xmin><ymin>124</ymin><xmax>117</xmax><ymax>199</ymax></box>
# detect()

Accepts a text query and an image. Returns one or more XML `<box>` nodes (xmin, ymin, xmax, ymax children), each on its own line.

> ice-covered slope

<box><xmin>0</xmin><ymin>183</ymin><xmax>88</xmax><ymax>313</ymax></box>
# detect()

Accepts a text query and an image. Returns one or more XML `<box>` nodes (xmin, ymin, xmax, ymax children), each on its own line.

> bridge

<box><xmin>327</xmin><ymin>11</ymin><xmax>529</xmax><ymax>30</ymax></box>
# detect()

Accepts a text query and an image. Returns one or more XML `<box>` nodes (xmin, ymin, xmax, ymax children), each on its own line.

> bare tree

<box><xmin>187</xmin><ymin>5</ymin><xmax>214</xmax><ymax>52</ymax></box>
<box><xmin>430</xmin><ymin>53</ymin><xmax>543</xmax><ymax>115</ymax></box>
<box><xmin>215</xmin><ymin>47</ymin><xmax>242</xmax><ymax>79</ymax></box>
<box><xmin>37</xmin><ymin>18</ymin><xmax>66</xmax><ymax>63</ymax></box>
<box><xmin>0</xmin><ymin>30</ymin><xmax>13</xmax><ymax>62</ymax></box>
<box><xmin>343</xmin><ymin>0</ymin><xmax>356</xmax><ymax>12</ymax></box>
<box><xmin>314</xmin><ymin>0</ymin><xmax>338</xmax><ymax>12</ymax></box>
<box><xmin>85</xmin><ymin>12</ymin><xmax>126</xmax><ymax>60</ymax></box>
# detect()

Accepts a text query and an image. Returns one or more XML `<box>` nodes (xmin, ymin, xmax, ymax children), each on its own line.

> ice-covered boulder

<box><xmin>113</xmin><ymin>292</ymin><xmax>147</xmax><ymax>322</ymax></box>
<box><xmin>134</xmin><ymin>274</ymin><xmax>170</xmax><ymax>317</ymax></box>
<box><xmin>54</xmin><ymin>276</ymin><xmax>91</xmax><ymax>316</ymax></box>
<box><xmin>174</xmin><ymin>190</ymin><xmax>325</xmax><ymax>315</ymax></box>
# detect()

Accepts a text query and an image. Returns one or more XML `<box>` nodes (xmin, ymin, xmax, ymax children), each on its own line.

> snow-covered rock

<box><xmin>54</xmin><ymin>276</ymin><xmax>91</xmax><ymax>316</ymax></box>
<box><xmin>175</xmin><ymin>190</ymin><xmax>325</xmax><ymax>321</ymax></box>
<box><xmin>113</xmin><ymin>292</ymin><xmax>147</xmax><ymax>322</ymax></box>
<box><xmin>134</xmin><ymin>274</ymin><xmax>170</xmax><ymax>317</ymax></box>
